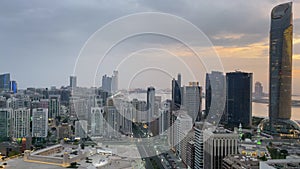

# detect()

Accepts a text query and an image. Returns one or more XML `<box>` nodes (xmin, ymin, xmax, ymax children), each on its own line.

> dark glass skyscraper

<box><xmin>226</xmin><ymin>71</ymin><xmax>252</xmax><ymax>127</ymax></box>
<box><xmin>70</xmin><ymin>76</ymin><xmax>77</xmax><ymax>88</ymax></box>
<box><xmin>147</xmin><ymin>86</ymin><xmax>155</xmax><ymax>134</ymax></box>
<box><xmin>172</xmin><ymin>74</ymin><xmax>182</xmax><ymax>111</ymax></box>
<box><xmin>269</xmin><ymin>2</ymin><xmax>293</xmax><ymax>123</ymax></box>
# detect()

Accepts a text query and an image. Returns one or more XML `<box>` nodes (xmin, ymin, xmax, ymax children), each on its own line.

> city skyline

<box><xmin>0</xmin><ymin>1</ymin><xmax>300</xmax><ymax>94</ymax></box>
<box><xmin>1</xmin><ymin>2</ymin><xmax>300</xmax><ymax>169</ymax></box>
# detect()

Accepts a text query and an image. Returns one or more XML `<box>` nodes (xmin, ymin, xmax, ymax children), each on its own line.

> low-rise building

<box><xmin>222</xmin><ymin>154</ymin><xmax>259</xmax><ymax>169</ymax></box>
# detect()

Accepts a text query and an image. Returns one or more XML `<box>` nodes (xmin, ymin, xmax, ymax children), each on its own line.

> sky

<box><xmin>0</xmin><ymin>0</ymin><xmax>300</xmax><ymax>93</ymax></box>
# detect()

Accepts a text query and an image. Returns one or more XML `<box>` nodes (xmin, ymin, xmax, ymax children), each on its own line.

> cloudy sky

<box><xmin>0</xmin><ymin>0</ymin><xmax>300</xmax><ymax>93</ymax></box>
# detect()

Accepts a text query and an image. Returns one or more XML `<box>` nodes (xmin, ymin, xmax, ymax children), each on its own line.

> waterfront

<box><xmin>252</xmin><ymin>98</ymin><xmax>300</xmax><ymax>120</ymax></box>
<box><xmin>127</xmin><ymin>92</ymin><xmax>300</xmax><ymax>121</ymax></box>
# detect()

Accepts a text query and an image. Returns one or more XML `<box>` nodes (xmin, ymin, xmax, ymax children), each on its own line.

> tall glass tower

<box><xmin>269</xmin><ymin>2</ymin><xmax>293</xmax><ymax>124</ymax></box>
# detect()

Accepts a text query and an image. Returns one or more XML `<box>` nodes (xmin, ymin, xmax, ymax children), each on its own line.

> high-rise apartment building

<box><xmin>194</xmin><ymin>122</ymin><xmax>213</xmax><ymax>169</ymax></box>
<box><xmin>174</xmin><ymin>111</ymin><xmax>193</xmax><ymax>158</ymax></box>
<box><xmin>49</xmin><ymin>95</ymin><xmax>60</xmax><ymax>119</ymax></box>
<box><xmin>181</xmin><ymin>129</ymin><xmax>194</xmax><ymax>168</ymax></box>
<box><xmin>32</xmin><ymin>108</ymin><xmax>48</xmax><ymax>138</ymax></box>
<box><xmin>131</xmin><ymin>98</ymin><xmax>147</xmax><ymax>123</ymax></box>
<box><xmin>0</xmin><ymin>108</ymin><xmax>12</xmax><ymax>140</ymax></box>
<box><xmin>186</xmin><ymin>140</ymin><xmax>195</xmax><ymax>169</ymax></box>
<box><xmin>118</xmin><ymin>101</ymin><xmax>133</xmax><ymax>135</ymax></box>
<box><xmin>91</xmin><ymin>107</ymin><xmax>105</xmax><ymax>137</ymax></box>
<box><xmin>11</xmin><ymin>108</ymin><xmax>30</xmax><ymax>138</ymax></box>
<box><xmin>195</xmin><ymin>126</ymin><xmax>204</xmax><ymax>169</ymax></box>
<box><xmin>105</xmin><ymin>104</ymin><xmax>119</xmax><ymax>138</ymax></box>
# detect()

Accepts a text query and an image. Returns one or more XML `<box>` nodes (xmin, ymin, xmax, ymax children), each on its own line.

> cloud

<box><xmin>212</xmin><ymin>33</ymin><xmax>245</xmax><ymax>40</ymax></box>
<box><xmin>0</xmin><ymin>0</ymin><xmax>299</xmax><ymax>89</ymax></box>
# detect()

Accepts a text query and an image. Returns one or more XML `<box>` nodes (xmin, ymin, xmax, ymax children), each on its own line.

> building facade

<box><xmin>269</xmin><ymin>2</ymin><xmax>293</xmax><ymax>124</ymax></box>
<box><xmin>182</xmin><ymin>82</ymin><xmax>202</xmax><ymax>123</ymax></box>
<box><xmin>203</xmin><ymin>128</ymin><xmax>239</xmax><ymax>169</ymax></box>
<box><xmin>254</xmin><ymin>82</ymin><xmax>263</xmax><ymax>99</ymax></box>
<box><xmin>222</xmin><ymin>154</ymin><xmax>259</xmax><ymax>169</ymax></box>
<box><xmin>91</xmin><ymin>107</ymin><xmax>105</xmax><ymax>137</ymax></box>
<box><xmin>70</xmin><ymin>76</ymin><xmax>77</xmax><ymax>88</ymax></box>
<box><xmin>102</xmin><ymin>74</ymin><xmax>112</xmax><ymax>93</ymax></box>
<box><xmin>226</xmin><ymin>71</ymin><xmax>253</xmax><ymax>127</ymax></box>
<box><xmin>111</xmin><ymin>70</ymin><xmax>118</xmax><ymax>93</ymax></box>
<box><xmin>32</xmin><ymin>108</ymin><xmax>48</xmax><ymax>138</ymax></box>
<box><xmin>205</xmin><ymin>71</ymin><xmax>226</xmax><ymax>124</ymax></box>
<box><xmin>0</xmin><ymin>73</ymin><xmax>10</xmax><ymax>92</ymax></box>
<box><xmin>147</xmin><ymin>87</ymin><xmax>155</xmax><ymax>134</ymax></box>
<box><xmin>195</xmin><ymin>126</ymin><xmax>204</xmax><ymax>169</ymax></box>
<box><xmin>10</xmin><ymin>80</ymin><xmax>17</xmax><ymax>93</ymax></box>
<box><xmin>75</xmin><ymin>120</ymin><xmax>88</xmax><ymax>139</ymax></box>
<box><xmin>172</xmin><ymin>73</ymin><xmax>182</xmax><ymax>110</ymax></box>
<box><xmin>0</xmin><ymin>108</ymin><xmax>12</xmax><ymax>140</ymax></box>
<box><xmin>49</xmin><ymin>95</ymin><xmax>61</xmax><ymax>119</ymax></box>
<box><xmin>11</xmin><ymin>108</ymin><xmax>30</xmax><ymax>138</ymax></box>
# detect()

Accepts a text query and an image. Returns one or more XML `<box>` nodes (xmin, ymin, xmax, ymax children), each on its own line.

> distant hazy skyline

<box><xmin>1</xmin><ymin>0</ymin><xmax>300</xmax><ymax>93</ymax></box>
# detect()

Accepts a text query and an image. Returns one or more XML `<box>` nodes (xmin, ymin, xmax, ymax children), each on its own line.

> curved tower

<box><xmin>269</xmin><ymin>2</ymin><xmax>293</xmax><ymax>125</ymax></box>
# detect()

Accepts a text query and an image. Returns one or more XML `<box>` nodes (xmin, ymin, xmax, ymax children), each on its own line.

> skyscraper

<box><xmin>11</xmin><ymin>108</ymin><xmax>30</xmax><ymax>138</ymax></box>
<box><xmin>10</xmin><ymin>80</ymin><xmax>17</xmax><ymax>93</ymax></box>
<box><xmin>174</xmin><ymin>111</ymin><xmax>193</xmax><ymax>158</ymax></box>
<box><xmin>147</xmin><ymin>87</ymin><xmax>155</xmax><ymax>134</ymax></box>
<box><xmin>105</xmin><ymin>105</ymin><xmax>119</xmax><ymax>138</ymax></box>
<box><xmin>172</xmin><ymin>73</ymin><xmax>182</xmax><ymax>110</ymax></box>
<box><xmin>159</xmin><ymin>100</ymin><xmax>171</xmax><ymax>135</ymax></box>
<box><xmin>102</xmin><ymin>74</ymin><xmax>112</xmax><ymax>93</ymax></box>
<box><xmin>0</xmin><ymin>108</ymin><xmax>12</xmax><ymax>140</ymax></box>
<box><xmin>118</xmin><ymin>101</ymin><xmax>133</xmax><ymax>135</ymax></box>
<box><xmin>269</xmin><ymin>2</ymin><xmax>293</xmax><ymax>123</ymax></box>
<box><xmin>182</xmin><ymin>82</ymin><xmax>202</xmax><ymax>123</ymax></box>
<box><xmin>111</xmin><ymin>70</ymin><xmax>119</xmax><ymax>93</ymax></box>
<box><xmin>226</xmin><ymin>71</ymin><xmax>252</xmax><ymax>127</ymax></box>
<box><xmin>0</xmin><ymin>73</ymin><xmax>10</xmax><ymax>92</ymax></box>
<box><xmin>194</xmin><ymin>122</ymin><xmax>213</xmax><ymax>169</ymax></box>
<box><xmin>32</xmin><ymin>108</ymin><xmax>48</xmax><ymax>138</ymax></box>
<box><xmin>49</xmin><ymin>95</ymin><xmax>60</xmax><ymax>119</ymax></box>
<box><xmin>205</xmin><ymin>71</ymin><xmax>226</xmax><ymax>123</ymax></box>
<box><xmin>195</xmin><ymin>126</ymin><xmax>204</xmax><ymax>169</ymax></box>
<box><xmin>254</xmin><ymin>81</ymin><xmax>263</xmax><ymax>99</ymax></box>
<box><xmin>91</xmin><ymin>107</ymin><xmax>105</xmax><ymax>137</ymax></box>
<box><xmin>70</xmin><ymin>76</ymin><xmax>77</xmax><ymax>88</ymax></box>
